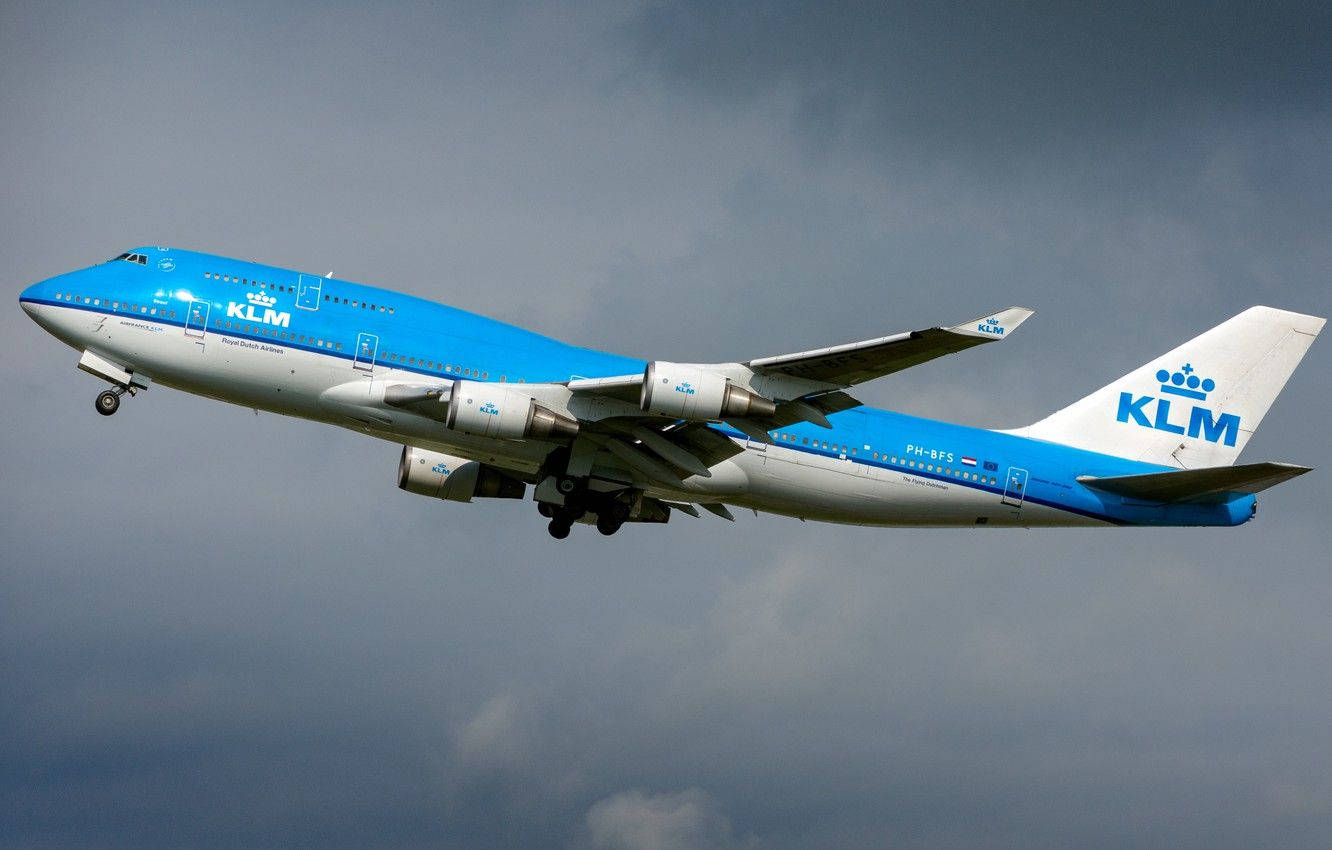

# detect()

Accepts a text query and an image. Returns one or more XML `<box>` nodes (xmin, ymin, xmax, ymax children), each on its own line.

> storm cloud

<box><xmin>2</xmin><ymin>2</ymin><xmax>1329</xmax><ymax>847</ymax></box>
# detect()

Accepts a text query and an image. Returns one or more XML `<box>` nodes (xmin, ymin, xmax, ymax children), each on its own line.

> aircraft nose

<box><xmin>19</xmin><ymin>283</ymin><xmax>41</xmax><ymax>317</ymax></box>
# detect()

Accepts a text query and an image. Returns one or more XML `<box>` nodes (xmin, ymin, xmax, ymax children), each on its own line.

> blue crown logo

<box><xmin>1156</xmin><ymin>363</ymin><xmax>1215</xmax><ymax>401</ymax></box>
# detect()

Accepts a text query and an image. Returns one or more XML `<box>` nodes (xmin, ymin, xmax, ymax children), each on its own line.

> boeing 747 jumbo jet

<box><xmin>19</xmin><ymin>248</ymin><xmax>1324</xmax><ymax>538</ymax></box>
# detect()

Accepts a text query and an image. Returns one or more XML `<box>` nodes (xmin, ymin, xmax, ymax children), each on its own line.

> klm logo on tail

<box><xmin>1116</xmin><ymin>364</ymin><xmax>1241</xmax><ymax>446</ymax></box>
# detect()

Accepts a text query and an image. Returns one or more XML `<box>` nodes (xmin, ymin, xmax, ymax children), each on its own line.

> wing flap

<box><xmin>1077</xmin><ymin>462</ymin><xmax>1312</xmax><ymax>504</ymax></box>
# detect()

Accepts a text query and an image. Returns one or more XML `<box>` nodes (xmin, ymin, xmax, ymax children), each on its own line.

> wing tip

<box><xmin>948</xmin><ymin>306</ymin><xmax>1035</xmax><ymax>339</ymax></box>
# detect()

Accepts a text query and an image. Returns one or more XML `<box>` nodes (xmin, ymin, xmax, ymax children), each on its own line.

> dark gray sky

<box><xmin>3</xmin><ymin>2</ymin><xmax>1330</xmax><ymax>847</ymax></box>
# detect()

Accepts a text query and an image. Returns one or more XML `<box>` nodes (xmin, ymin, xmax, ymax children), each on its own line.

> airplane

<box><xmin>18</xmin><ymin>247</ymin><xmax>1324</xmax><ymax>539</ymax></box>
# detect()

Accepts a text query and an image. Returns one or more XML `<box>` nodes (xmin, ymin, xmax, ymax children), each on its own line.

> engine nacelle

<box><xmin>446</xmin><ymin>380</ymin><xmax>579</xmax><ymax>440</ymax></box>
<box><xmin>640</xmin><ymin>362</ymin><xmax>777</xmax><ymax>421</ymax></box>
<box><xmin>397</xmin><ymin>446</ymin><xmax>526</xmax><ymax>502</ymax></box>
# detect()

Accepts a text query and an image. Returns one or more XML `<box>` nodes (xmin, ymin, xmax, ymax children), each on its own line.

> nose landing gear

<box><xmin>95</xmin><ymin>388</ymin><xmax>125</xmax><ymax>416</ymax></box>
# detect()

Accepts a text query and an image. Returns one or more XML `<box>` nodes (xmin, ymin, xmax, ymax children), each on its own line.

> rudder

<box><xmin>1017</xmin><ymin>306</ymin><xmax>1324</xmax><ymax>468</ymax></box>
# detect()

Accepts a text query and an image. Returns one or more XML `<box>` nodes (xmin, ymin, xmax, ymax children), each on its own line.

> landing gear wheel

<box><xmin>95</xmin><ymin>389</ymin><xmax>121</xmax><ymax>416</ymax></box>
<box><xmin>547</xmin><ymin>518</ymin><xmax>572</xmax><ymax>539</ymax></box>
<box><xmin>596</xmin><ymin>514</ymin><xmax>623</xmax><ymax>536</ymax></box>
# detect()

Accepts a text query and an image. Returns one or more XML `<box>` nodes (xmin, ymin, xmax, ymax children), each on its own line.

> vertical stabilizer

<box><xmin>1018</xmin><ymin>306</ymin><xmax>1324</xmax><ymax>467</ymax></box>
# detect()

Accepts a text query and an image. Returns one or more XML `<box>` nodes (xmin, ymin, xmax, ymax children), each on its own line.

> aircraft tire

<box><xmin>596</xmin><ymin>514</ymin><xmax>623</xmax><ymax>536</ymax></box>
<box><xmin>95</xmin><ymin>390</ymin><xmax>120</xmax><ymax>416</ymax></box>
<box><xmin>548</xmin><ymin>518</ymin><xmax>571</xmax><ymax>540</ymax></box>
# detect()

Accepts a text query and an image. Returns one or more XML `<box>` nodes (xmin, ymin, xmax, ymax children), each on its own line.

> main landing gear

<box><xmin>536</xmin><ymin>478</ymin><xmax>634</xmax><ymax>539</ymax></box>
<box><xmin>543</xmin><ymin>504</ymin><xmax>628</xmax><ymax>539</ymax></box>
<box><xmin>547</xmin><ymin>508</ymin><xmax>579</xmax><ymax>540</ymax></box>
<box><xmin>95</xmin><ymin>388</ymin><xmax>125</xmax><ymax>416</ymax></box>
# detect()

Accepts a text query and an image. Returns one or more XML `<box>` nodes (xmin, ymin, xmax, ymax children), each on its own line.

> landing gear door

<box><xmin>296</xmin><ymin>274</ymin><xmax>322</xmax><ymax>311</ymax></box>
<box><xmin>1001</xmin><ymin>466</ymin><xmax>1028</xmax><ymax>507</ymax></box>
<box><xmin>353</xmin><ymin>332</ymin><xmax>378</xmax><ymax>372</ymax></box>
<box><xmin>184</xmin><ymin>299</ymin><xmax>209</xmax><ymax>338</ymax></box>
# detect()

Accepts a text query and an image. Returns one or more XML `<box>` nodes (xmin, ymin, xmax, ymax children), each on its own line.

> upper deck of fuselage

<box><xmin>21</xmin><ymin>246</ymin><xmax>646</xmax><ymax>383</ymax></box>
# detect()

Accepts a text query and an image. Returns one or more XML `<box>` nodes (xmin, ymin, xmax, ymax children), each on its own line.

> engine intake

<box><xmin>397</xmin><ymin>446</ymin><xmax>526</xmax><ymax>502</ymax></box>
<box><xmin>640</xmin><ymin>362</ymin><xmax>776</xmax><ymax>421</ymax></box>
<box><xmin>446</xmin><ymin>380</ymin><xmax>579</xmax><ymax>440</ymax></box>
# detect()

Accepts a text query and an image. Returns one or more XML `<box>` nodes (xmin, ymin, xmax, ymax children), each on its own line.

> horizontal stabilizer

<box><xmin>1077</xmin><ymin>462</ymin><xmax>1311</xmax><ymax>504</ymax></box>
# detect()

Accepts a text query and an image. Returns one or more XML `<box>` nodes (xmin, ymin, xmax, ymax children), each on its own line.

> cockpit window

<box><xmin>109</xmin><ymin>252</ymin><xmax>148</xmax><ymax>265</ymax></box>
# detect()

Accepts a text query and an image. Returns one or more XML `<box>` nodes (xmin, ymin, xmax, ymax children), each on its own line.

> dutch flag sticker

<box><xmin>961</xmin><ymin>456</ymin><xmax>977</xmax><ymax>467</ymax></box>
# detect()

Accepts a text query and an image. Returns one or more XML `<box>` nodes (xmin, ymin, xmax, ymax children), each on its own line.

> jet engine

<box><xmin>640</xmin><ymin>362</ymin><xmax>776</xmax><ymax>420</ymax></box>
<box><xmin>397</xmin><ymin>446</ymin><xmax>526</xmax><ymax>502</ymax></box>
<box><xmin>446</xmin><ymin>380</ymin><xmax>579</xmax><ymax>440</ymax></box>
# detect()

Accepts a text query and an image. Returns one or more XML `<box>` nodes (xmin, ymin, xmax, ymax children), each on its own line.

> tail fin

<box><xmin>1019</xmin><ymin>306</ymin><xmax>1324</xmax><ymax>467</ymax></box>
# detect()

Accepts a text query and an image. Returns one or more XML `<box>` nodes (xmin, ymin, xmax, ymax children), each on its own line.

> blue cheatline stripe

<box><xmin>715</xmin><ymin>427</ymin><xmax>1126</xmax><ymax>525</ymax></box>
<box><xmin>27</xmin><ymin>296</ymin><xmax>1128</xmax><ymax>524</ymax></box>
<box><xmin>22</xmin><ymin>297</ymin><xmax>450</xmax><ymax>379</ymax></box>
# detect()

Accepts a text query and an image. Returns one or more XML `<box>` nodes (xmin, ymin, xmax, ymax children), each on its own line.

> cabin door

<box><xmin>184</xmin><ymin>299</ymin><xmax>209</xmax><ymax>338</ymax></box>
<box><xmin>295</xmin><ymin>274</ymin><xmax>322</xmax><ymax>310</ymax></box>
<box><xmin>1001</xmin><ymin>467</ymin><xmax>1028</xmax><ymax>507</ymax></box>
<box><xmin>353</xmin><ymin>332</ymin><xmax>378</xmax><ymax>372</ymax></box>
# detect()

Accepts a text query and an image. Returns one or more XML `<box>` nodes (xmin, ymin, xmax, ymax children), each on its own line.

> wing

<box><xmin>746</xmin><ymin>306</ymin><xmax>1034</xmax><ymax>386</ymax></box>
<box><xmin>566</xmin><ymin>306</ymin><xmax>1034</xmax><ymax>402</ymax></box>
<box><xmin>319</xmin><ymin>308</ymin><xmax>1035</xmax><ymax>493</ymax></box>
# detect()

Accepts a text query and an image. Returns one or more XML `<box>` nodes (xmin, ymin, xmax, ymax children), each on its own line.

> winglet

<box><xmin>946</xmin><ymin>307</ymin><xmax>1035</xmax><ymax>339</ymax></box>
